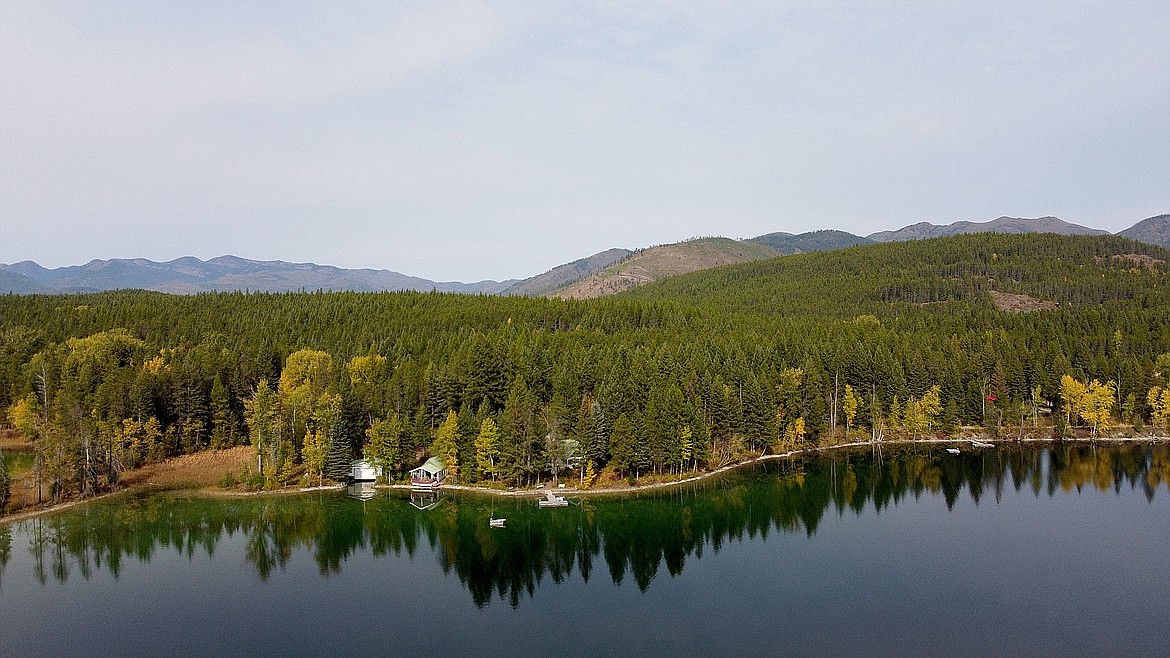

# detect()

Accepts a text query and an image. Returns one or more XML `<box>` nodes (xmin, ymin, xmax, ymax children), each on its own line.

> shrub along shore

<box><xmin>5</xmin><ymin>431</ymin><xmax>1168</xmax><ymax>525</ymax></box>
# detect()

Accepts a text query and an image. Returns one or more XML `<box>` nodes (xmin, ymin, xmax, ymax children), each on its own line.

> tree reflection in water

<box><xmin>3</xmin><ymin>443</ymin><xmax>1167</xmax><ymax>606</ymax></box>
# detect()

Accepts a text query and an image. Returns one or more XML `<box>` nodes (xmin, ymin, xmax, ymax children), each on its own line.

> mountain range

<box><xmin>3</xmin><ymin>214</ymin><xmax>1166</xmax><ymax>298</ymax></box>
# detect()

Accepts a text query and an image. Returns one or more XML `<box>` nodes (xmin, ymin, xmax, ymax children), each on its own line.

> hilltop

<box><xmin>866</xmin><ymin>216</ymin><xmax>1108</xmax><ymax>242</ymax></box>
<box><xmin>552</xmin><ymin>238</ymin><xmax>777</xmax><ymax>299</ymax></box>
<box><xmin>1118</xmin><ymin>214</ymin><xmax>1170</xmax><ymax>249</ymax></box>
<box><xmin>749</xmin><ymin>229</ymin><xmax>873</xmax><ymax>254</ymax></box>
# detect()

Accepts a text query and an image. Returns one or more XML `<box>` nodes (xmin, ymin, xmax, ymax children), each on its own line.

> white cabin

<box><xmin>350</xmin><ymin>459</ymin><xmax>379</xmax><ymax>482</ymax></box>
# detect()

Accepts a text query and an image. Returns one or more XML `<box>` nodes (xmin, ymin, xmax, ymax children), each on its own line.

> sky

<box><xmin>2</xmin><ymin>1</ymin><xmax>1168</xmax><ymax>282</ymax></box>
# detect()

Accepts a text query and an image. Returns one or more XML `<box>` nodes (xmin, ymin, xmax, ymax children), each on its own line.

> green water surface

<box><xmin>1</xmin><ymin>443</ymin><xmax>1167</xmax><ymax>656</ymax></box>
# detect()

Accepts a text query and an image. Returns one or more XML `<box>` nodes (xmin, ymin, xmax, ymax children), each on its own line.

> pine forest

<box><xmin>2</xmin><ymin>233</ymin><xmax>1169</xmax><ymax>504</ymax></box>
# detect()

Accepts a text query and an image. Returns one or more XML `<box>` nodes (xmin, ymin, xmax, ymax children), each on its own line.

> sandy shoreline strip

<box><xmin>3</xmin><ymin>434</ymin><xmax>1167</xmax><ymax>523</ymax></box>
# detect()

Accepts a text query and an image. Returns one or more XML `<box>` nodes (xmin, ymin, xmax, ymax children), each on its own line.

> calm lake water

<box><xmin>2</xmin><ymin>443</ymin><xmax>1168</xmax><ymax>657</ymax></box>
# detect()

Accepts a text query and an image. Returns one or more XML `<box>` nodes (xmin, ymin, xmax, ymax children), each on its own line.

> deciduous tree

<box><xmin>365</xmin><ymin>412</ymin><xmax>405</xmax><ymax>480</ymax></box>
<box><xmin>843</xmin><ymin>384</ymin><xmax>859</xmax><ymax>437</ymax></box>
<box><xmin>244</xmin><ymin>379</ymin><xmax>282</xmax><ymax>480</ymax></box>
<box><xmin>431</xmin><ymin>410</ymin><xmax>460</xmax><ymax>480</ymax></box>
<box><xmin>475</xmin><ymin>417</ymin><xmax>500</xmax><ymax>481</ymax></box>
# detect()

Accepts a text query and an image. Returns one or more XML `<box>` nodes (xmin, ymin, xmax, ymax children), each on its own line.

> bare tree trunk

<box><xmin>830</xmin><ymin>371</ymin><xmax>839</xmax><ymax>441</ymax></box>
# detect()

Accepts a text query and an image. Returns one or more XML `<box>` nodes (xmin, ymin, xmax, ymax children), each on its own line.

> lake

<box><xmin>2</xmin><ymin>443</ymin><xmax>1168</xmax><ymax>657</ymax></box>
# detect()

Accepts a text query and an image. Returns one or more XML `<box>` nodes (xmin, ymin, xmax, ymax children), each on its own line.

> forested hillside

<box><xmin>552</xmin><ymin>237</ymin><xmax>777</xmax><ymax>298</ymax></box>
<box><xmin>1118</xmin><ymin>214</ymin><xmax>1170</xmax><ymax>249</ymax></box>
<box><xmin>749</xmin><ymin>229</ymin><xmax>873</xmax><ymax>254</ymax></box>
<box><xmin>2</xmin><ymin>234</ymin><xmax>1168</xmax><ymax>507</ymax></box>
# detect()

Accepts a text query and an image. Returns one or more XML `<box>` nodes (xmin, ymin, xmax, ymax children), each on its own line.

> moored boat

<box><xmin>538</xmin><ymin>491</ymin><xmax>570</xmax><ymax>507</ymax></box>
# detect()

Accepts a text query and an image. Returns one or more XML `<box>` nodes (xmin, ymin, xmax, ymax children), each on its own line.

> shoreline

<box><xmin>5</xmin><ymin>433</ymin><xmax>1166</xmax><ymax>524</ymax></box>
<box><xmin>426</xmin><ymin>434</ymin><xmax>1170</xmax><ymax>499</ymax></box>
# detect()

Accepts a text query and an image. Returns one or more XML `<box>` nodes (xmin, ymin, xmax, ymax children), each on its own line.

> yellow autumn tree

<box><xmin>1149</xmin><ymin>386</ymin><xmax>1170</xmax><ymax>431</ymax></box>
<box><xmin>1148</xmin><ymin>354</ymin><xmax>1170</xmax><ymax>431</ymax></box>
<box><xmin>1060</xmin><ymin>375</ymin><xmax>1088</xmax><ymax>427</ymax></box>
<box><xmin>783</xmin><ymin>417</ymin><xmax>806</xmax><ymax>447</ymax></box>
<box><xmin>431</xmin><ymin>410</ymin><xmax>460</xmax><ymax>480</ymax></box>
<box><xmin>1061</xmin><ymin>375</ymin><xmax>1115</xmax><ymax>437</ymax></box>
<box><xmin>278</xmin><ymin>349</ymin><xmax>333</xmax><ymax>448</ymax></box>
<box><xmin>8</xmin><ymin>394</ymin><xmax>40</xmax><ymax>440</ymax></box>
<box><xmin>843</xmin><ymin>384</ymin><xmax>859</xmax><ymax>437</ymax></box>
<box><xmin>1081</xmin><ymin>380</ymin><xmax>1115</xmax><ymax>437</ymax></box>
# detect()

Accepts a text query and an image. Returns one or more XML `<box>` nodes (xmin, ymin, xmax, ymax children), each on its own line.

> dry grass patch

<box><xmin>1</xmin><ymin>428</ymin><xmax>33</xmax><ymax>450</ymax></box>
<box><xmin>119</xmin><ymin>446</ymin><xmax>252</xmax><ymax>490</ymax></box>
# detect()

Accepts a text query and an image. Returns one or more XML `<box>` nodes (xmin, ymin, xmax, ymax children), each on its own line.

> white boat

<box><xmin>489</xmin><ymin>518</ymin><xmax>506</xmax><ymax>528</ymax></box>
<box><xmin>970</xmin><ymin>440</ymin><xmax>994</xmax><ymax>449</ymax></box>
<box><xmin>946</xmin><ymin>448</ymin><xmax>961</xmax><ymax>455</ymax></box>
<box><xmin>538</xmin><ymin>491</ymin><xmax>570</xmax><ymax>507</ymax></box>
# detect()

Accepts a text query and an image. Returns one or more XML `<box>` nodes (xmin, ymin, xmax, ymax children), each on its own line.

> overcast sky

<box><xmin>2</xmin><ymin>2</ymin><xmax>1167</xmax><ymax>282</ymax></box>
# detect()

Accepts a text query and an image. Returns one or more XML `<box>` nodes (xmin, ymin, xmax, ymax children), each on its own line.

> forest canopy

<box><xmin>2</xmin><ymin>233</ymin><xmax>1168</xmax><ymax>502</ymax></box>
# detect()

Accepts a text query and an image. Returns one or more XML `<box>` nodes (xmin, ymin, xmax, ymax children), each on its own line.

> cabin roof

<box><xmin>410</xmin><ymin>457</ymin><xmax>445</xmax><ymax>476</ymax></box>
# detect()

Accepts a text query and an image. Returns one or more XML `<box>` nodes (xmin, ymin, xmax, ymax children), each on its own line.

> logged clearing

<box><xmin>990</xmin><ymin>290</ymin><xmax>1057</xmax><ymax>313</ymax></box>
<box><xmin>555</xmin><ymin>238</ymin><xmax>777</xmax><ymax>299</ymax></box>
<box><xmin>1095</xmin><ymin>253</ymin><xmax>1165</xmax><ymax>270</ymax></box>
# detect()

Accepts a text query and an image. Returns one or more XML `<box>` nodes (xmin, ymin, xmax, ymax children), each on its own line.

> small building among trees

<box><xmin>349</xmin><ymin>459</ymin><xmax>378</xmax><ymax>482</ymax></box>
<box><xmin>410</xmin><ymin>457</ymin><xmax>446</xmax><ymax>489</ymax></box>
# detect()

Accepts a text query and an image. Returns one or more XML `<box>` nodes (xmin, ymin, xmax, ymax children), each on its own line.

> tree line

<box><xmin>1</xmin><ymin>233</ymin><xmax>1168</xmax><ymax>505</ymax></box>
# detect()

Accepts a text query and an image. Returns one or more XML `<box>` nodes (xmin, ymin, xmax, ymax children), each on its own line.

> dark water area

<box><xmin>2</xmin><ymin>443</ymin><xmax>1168</xmax><ymax>657</ymax></box>
<box><xmin>1</xmin><ymin>448</ymin><xmax>33</xmax><ymax>475</ymax></box>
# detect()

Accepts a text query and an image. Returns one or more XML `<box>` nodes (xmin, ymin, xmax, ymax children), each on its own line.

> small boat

<box><xmin>970</xmin><ymin>440</ymin><xmax>994</xmax><ymax>449</ymax></box>
<box><xmin>538</xmin><ymin>490</ymin><xmax>570</xmax><ymax>508</ymax></box>
<box><xmin>489</xmin><ymin>518</ymin><xmax>506</xmax><ymax>528</ymax></box>
<box><xmin>946</xmin><ymin>448</ymin><xmax>961</xmax><ymax>455</ymax></box>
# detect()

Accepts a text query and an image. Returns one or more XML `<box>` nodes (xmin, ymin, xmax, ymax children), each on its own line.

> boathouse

<box><xmin>350</xmin><ymin>459</ymin><xmax>378</xmax><ymax>482</ymax></box>
<box><xmin>410</xmin><ymin>457</ymin><xmax>446</xmax><ymax>489</ymax></box>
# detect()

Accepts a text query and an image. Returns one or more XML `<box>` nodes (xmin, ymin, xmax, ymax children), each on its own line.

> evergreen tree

<box><xmin>609</xmin><ymin>413</ymin><xmax>636</xmax><ymax>477</ymax></box>
<box><xmin>209</xmin><ymin>374</ymin><xmax>240</xmax><ymax>449</ymax></box>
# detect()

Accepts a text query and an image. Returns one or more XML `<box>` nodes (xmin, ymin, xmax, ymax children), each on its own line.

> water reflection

<box><xmin>3</xmin><ymin>444</ymin><xmax>1167</xmax><ymax>606</ymax></box>
<box><xmin>346</xmin><ymin>482</ymin><xmax>377</xmax><ymax>501</ymax></box>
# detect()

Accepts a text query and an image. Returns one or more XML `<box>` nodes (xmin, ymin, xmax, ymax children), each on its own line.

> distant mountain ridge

<box><xmin>1117</xmin><ymin>214</ymin><xmax>1170</xmax><ymax>249</ymax></box>
<box><xmin>865</xmin><ymin>216</ymin><xmax>1109</xmax><ymax>242</ymax></box>
<box><xmin>3</xmin><ymin>214</ymin><xmax>1165</xmax><ymax>296</ymax></box>
<box><xmin>0</xmin><ymin>255</ymin><xmax>517</xmax><ymax>295</ymax></box>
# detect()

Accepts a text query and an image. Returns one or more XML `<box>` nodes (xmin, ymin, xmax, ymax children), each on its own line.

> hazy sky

<box><xmin>2</xmin><ymin>2</ymin><xmax>1168</xmax><ymax>282</ymax></box>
